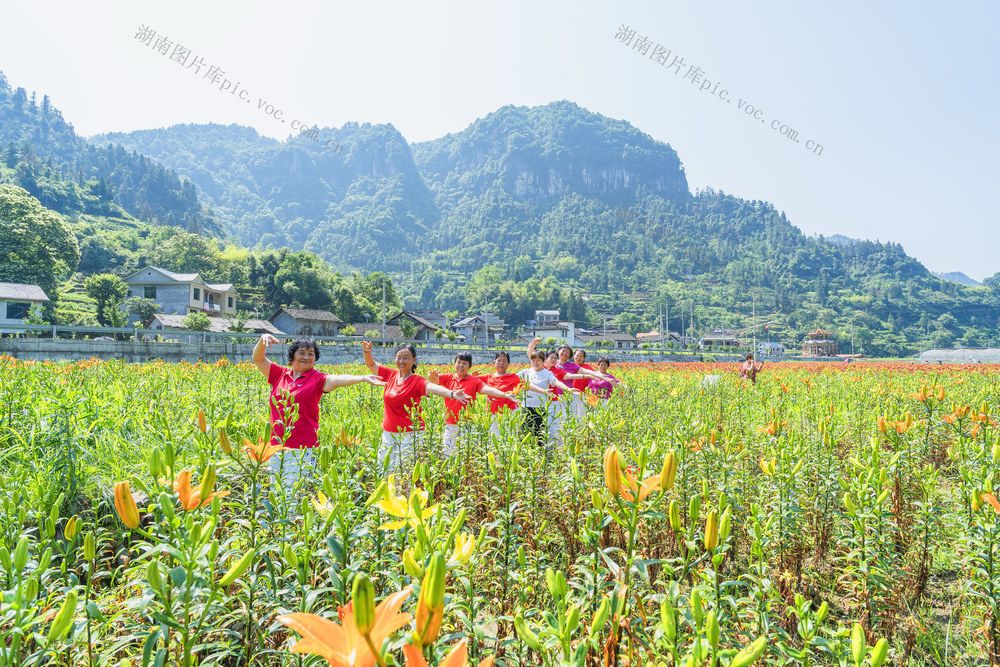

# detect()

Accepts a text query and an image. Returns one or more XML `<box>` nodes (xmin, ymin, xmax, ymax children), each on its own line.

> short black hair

<box><xmin>598</xmin><ymin>357</ymin><xmax>611</xmax><ymax>367</ymax></box>
<box><xmin>545</xmin><ymin>350</ymin><xmax>559</xmax><ymax>360</ymax></box>
<box><xmin>745</xmin><ymin>353</ymin><xmax>754</xmax><ymax>360</ymax></box>
<box><xmin>288</xmin><ymin>338</ymin><xmax>320</xmax><ymax>363</ymax></box>
<box><xmin>530</xmin><ymin>350</ymin><xmax>546</xmax><ymax>362</ymax></box>
<box><xmin>576</xmin><ymin>349</ymin><xmax>587</xmax><ymax>360</ymax></box>
<box><xmin>494</xmin><ymin>350</ymin><xmax>510</xmax><ymax>363</ymax></box>
<box><xmin>455</xmin><ymin>351</ymin><xmax>473</xmax><ymax>365</ymax></box>
<box><xmin>557</xmin><ymin>344</ymin><xmax>574</xmax><ymax>357</ymax></box>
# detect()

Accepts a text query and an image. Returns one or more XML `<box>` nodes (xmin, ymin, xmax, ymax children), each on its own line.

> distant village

<box><xmin>0</xmin><ymin>266</ymin><xmax>929</xmax><ymax>360</ymax></box>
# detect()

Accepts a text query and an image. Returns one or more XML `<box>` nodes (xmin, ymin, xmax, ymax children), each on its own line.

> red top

<box><xmin>268</xmin><ymin>365</ymin><xmax>327</xmax><ymax>449</ymax></box>
<box><xmin>378</xmin><ymin>365</ymin><xmax>429</xmax><ymax>433</ymax></box>
<box><xmin>438</xmin><ymin>373</ymin><xmax>486</xmax><ymax>424</ymax></box>
<box><xmin>483</xmin><ymin>372</ymin><xmax>520</xmax><ymax>413</ymax></box>
<box><xmin>573</xmin><ymin>363</ymin><xmax>594</xmax><ymax>391</ymax></box>
<box><xmin>549</xmin><ymin>366</ymin><xmax>569</xmax><ymax>400</ymax></box>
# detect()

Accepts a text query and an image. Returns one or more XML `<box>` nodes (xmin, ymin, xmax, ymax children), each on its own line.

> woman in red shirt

<box><xmin>428</xmin><ymin>351</ymin><xmax>519</xmax><ymax>456</ymax></box>
<box><xmin>252</xmin><ymin>334</ymin><xmax>385</xmax><ymax>489</ymax></box>
<box><xmin>362</xmin><ymin>340</ymin><xmax>469</xmax><ymax>475</ymax></box>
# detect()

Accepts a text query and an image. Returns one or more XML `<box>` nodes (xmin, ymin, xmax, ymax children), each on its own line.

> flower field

<box><xmin>1</xmin><ymin>355</ymin><xmax>997</xmax><ymax>666</ymax></box>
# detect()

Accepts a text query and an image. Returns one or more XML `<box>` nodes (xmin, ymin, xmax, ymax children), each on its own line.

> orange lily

<box><xmin>941</xmin><ymin>414</ymin><xmax>958</xmax><ymax>425</ymax></box>
<box><xmin>244</xmin><ymin>437</ymin><xmax>286</xmax><ymax>463</ymax></box>
<box><xmin>983</xmin><ymin>493</ymin><xmax>1000</xmax><ymax>515</ymax></box>
<box><xmin>278</xmin><ymin>588</ymin><xmax>412</xmax><ymax>667</ymax></box>
<box><xmin>403</xmin><ymin>638</ymin><xmax>495</xmax><ymax>667</ymax></box>
<box><xmin>620</xmin><ymin>467</ymin><xmax>661</xmax><ymax>504</ymax></box>
<box><xmin>173</xmin><ymin>469</ymin><xmax>230</xmax><ymax>511</ymax></box>
<box><xmin>586</xmin><ymin>394</ymin><xmax>600</xmax><ymax>407</ymax></box>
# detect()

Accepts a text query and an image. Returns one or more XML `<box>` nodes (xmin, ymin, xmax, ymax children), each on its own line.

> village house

<box><xmin>453</xmin><ymin>314</ymin><xmax>505</xmax><ymax>343</ymax></box>
<box><xmin>579</xmin><ymin>333</ymin><xmax>639</xmax><ymax>350</ymax></box>
<box><xmin>803</xmin><ymin>328</ymin><xmax>838</xmax><ymax>357</ymax></box>
<box><xmin>145</xmin><ymin>313</ymin><xmax>283</xmax><ymax>336</ymax></box>
<box><xmin>269</xmin><ymin>307</ymin><xmax>342</xmax><ymax>337</ymax></box>
<box><xmin>0</xmin><ymin>282</ymin><xmax>49</xmax><ymax>325</ymax></box>
<box><xmin>124</xmin><ymin>267</ymin><xmax>238</xmax><ymax>318</ymax></box>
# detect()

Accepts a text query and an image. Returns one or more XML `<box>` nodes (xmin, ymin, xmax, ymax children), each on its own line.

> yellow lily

<box><xmin>376</xmin><ymin>476</ymin><xmax>438</xmax><ymax>531</ymax></box>
<box><xmin>448</xmin><ymin>533</ymin><xmax>476</xmax><ymax>567</ymax></box>
<box><xmin>312</xmin><ymin>491</ymin><xmax>336</xmax><ymax>519</ymax></box>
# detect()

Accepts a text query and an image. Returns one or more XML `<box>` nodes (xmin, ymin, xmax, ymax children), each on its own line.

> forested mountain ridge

<box><xmin>7</xmin><ymin>76</ymin><xmax>995</xmax><ymax>354</ymax></box>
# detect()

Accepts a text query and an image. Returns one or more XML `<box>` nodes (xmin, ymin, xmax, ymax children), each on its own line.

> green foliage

<box><xmin>0</xmin><ymin>183</ymin><xmax>80</xmax><ymax>308</ymax></box>
<box><xmin>400</xmin><ymin>319</ymin><xmax>417</xmax><ymax>339</ymax></box>
<box><xmin>122</xmin><ymin>296</ymin><xmax>161</xmax><ymax>325</ymax></box>
<box><xmin>340</xmin><ymin>323</ymin><xmax>356</xmax><ymax>336</ymax></box>
<box><xmin>181</xmin><ymin>311</ymin><xmax>212</xmax><ymax>331</ymax></box>
<box><xmin>83</xmin><ymin>273</ymin><xmax>127</xmax><ymax>326</ymax></box>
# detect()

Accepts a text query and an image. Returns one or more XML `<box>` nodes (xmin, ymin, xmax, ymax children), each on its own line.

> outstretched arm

<box><xmin>426</xmin><ymin>383</ymin><xmax>470</xmax><ymax>404</ymax></box>
<box><xmin>481</xmin><ymin>385</ymin><xmax>516</xmax><ymax>402</ymax></box>
<box><xmin>361</xmin><ymin>340</ymin><xmax>379</xmax><ymax>374</ymax></box>
<box><xmin>323</xmin><ymin>374</ymin><xmax>387</xmax><ymax>393</ymax></box>
<box><xmin>252</xmin><ymin>334</ymin><xmax>279</xmax><ymax>377</ymax></box>
<box><xmin>526</xmin><ymin>336</ymin><xmax>541</xmax><ymax>360</ymax></box>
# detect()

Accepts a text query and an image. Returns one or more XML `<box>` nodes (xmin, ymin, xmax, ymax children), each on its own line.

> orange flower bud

<box><xmin>114</xmin><ymin>481</ymin><xmax>141</xmax><ymax>529</ymax></box>
<box><xmin>603</xmin><ymin>447</ymin><xmax>622</xmax><ymax>496</ymax></box>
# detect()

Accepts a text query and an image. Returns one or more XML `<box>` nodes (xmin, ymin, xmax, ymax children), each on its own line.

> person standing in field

<box><xmin>362</xmin><ymin>340</ymin><xmax>469</xmax><ymax>475</ymax></box>
<box><xmin>740</xmin><ymin>353</ymin><xmax>765</xmax><ymax>384</ymax></box>
<box><xmin>526</xmin><ymin>338</ymin><xmax>606</xmax><ymax>446</ymax></box>
<box><xmin>480</xmin><ymin>351</ymin><xmax>547</xmax><ymax>440</ymax></box>
<box><xmin>252</xmin><ymin>334</ymin><xmax>385</xmax><ymax>489</ymax></box>
<box><xmin>588</xmin><ymin>357</ymin><xmax>623</xmax><ymax>406</ymax></box>
<box><xmin>517</xmin><ymin>350</ymin><xmax>575</xmax><ymax>448</ymax></box>
<box><xmin>427</xmin><ymin>351</ymin><xmax>520</xmax><ymax>457</ymax></box>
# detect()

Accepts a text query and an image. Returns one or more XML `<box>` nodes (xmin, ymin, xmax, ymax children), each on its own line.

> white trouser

<box><xmin>547</xmin><ymin>400</ymin><xmax>566</xmax><ymax>444</ymax></box>
<box><xmin>269</xmin><ymin>447</ymin><xmax>317</xmax><ymax>495</ymax></box>
<box><xmin>380</xmin><ymin>430</ymin><xmax>423</xmax><ymax>477</ymax></box>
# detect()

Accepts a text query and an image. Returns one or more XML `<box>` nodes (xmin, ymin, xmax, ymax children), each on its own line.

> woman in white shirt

<box><xmin>517</xmin><ymin>350</ymin><xmax>574</xmax><ymax>447</ymax></box>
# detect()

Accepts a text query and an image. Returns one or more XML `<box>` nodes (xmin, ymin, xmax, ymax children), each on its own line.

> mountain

<box><xmin>74</xmin><ymin>100</ymin><xmax>1000</xmax><ymax>354</ymax></box>
<box><xmin>934</xmin><ymin>271</ymin><xmax>981</xmax><ymax>287</ymax></box>
<box><xmin>0</xmin><ymin>71</ymin><xmax>218</xmax><ymax>234</ymax></box>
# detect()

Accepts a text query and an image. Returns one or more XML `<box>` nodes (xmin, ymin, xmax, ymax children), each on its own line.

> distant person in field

<box><xmin>252</xmin><ymin>334</ymin><xmax>385</xmax><ymax>488</ymax></box>
<box><xmin>362</xmin><ymin>340</ymin><xmax>470</xmax><ymax>475</ymax></box>
<box><xmin>477</xmin><ymin>351</ymin><xmax>549</xmax><ymax>441</ymax></box>
<box><xmin>427</xmin><ymin>351</ymin><xmax>520</xmax><ymax>457</ymax></box>
<box><xmin>588</xmin><ymin>357</ymin><xmax>623</xmax><ymax>405</ymax></box>
<box><xmin>740</xmin><ymin>353</ymin><xmax>765</xmax><ymax>384</ymax></box>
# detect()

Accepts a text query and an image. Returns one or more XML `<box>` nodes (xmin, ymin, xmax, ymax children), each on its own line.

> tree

<box><xmin>150</xmin><ymin>231</ymin><xmax>220</xmax><ymax>278</ymax></box>
<box><xmin>84</xmin><ymin>274</ymin><xmax>128</xmax><ymax>326</ymax></box>
<box><xmin>0</xmin><ymin>184</ymin><xmax>80</xmax><ymax>311</ymax></box>
<box><xmin>182</xmin><ymin>311</ymin><xmax>212</xmax><ymax>331</ymax></box>
<box><xmin>354</xmin><ymin>272</ymin><xmax>400</xmax><ymax>312</ymax></box>
<box><xmin>122</xmin><ymin>296</ymin><xmax>161</xmax><ymax>326</ymax></box>
<box><xmin>400</xmin><ymin>319</ymin><xmax>417</xmax><ymax>339</ymax></box>
<box><xmin>340</xmin><ymin>324</ymin><xmax>356</xmax><ymax>337</ymax></box>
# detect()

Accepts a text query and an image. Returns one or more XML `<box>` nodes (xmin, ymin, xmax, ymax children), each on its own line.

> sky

<box><xmin>1</xmin><ymin>1</ymin><xmax>997</xmax><ymax>280</ymax></box>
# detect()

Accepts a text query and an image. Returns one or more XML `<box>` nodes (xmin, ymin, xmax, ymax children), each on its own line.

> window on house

<box><xmin>5</xmin><ymin>302</ymin><xmax>31</xmax><ymax>320</ymax></box>
<box><xmin>228</xmin><ymin>296</ymin><xmax>234</xmax><ymax>308</ymax></box>
<box><xmin>193</xmin><ymin>288</ymin><xmax>201</xmax><ymax>301</ymax></box>
<box><xmin>144</xmin><ymin>286</ymin><xmax>157</xmax><ymax>299</ymax></box>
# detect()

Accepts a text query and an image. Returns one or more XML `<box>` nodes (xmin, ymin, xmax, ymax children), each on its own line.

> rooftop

<box><xmin>0</xmin><ymin>282</ymin><xmax>49</xmax><ymax>302</ymax></box>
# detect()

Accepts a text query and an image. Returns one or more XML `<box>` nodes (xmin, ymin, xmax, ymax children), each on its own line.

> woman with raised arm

<box><xmin>252</xmin><ymin>334</ymin><xmax>385</xmax><ymax>488</ymax></box>
<box><xmin>362</xmin><ymin>340</ymin><xmax>470</xmax><ymax>474</ymax></box>
<box><xmin>427</xmin><ymin>351</ymin><xmax>520</xmax><ymax>457</ymax></box>
<box><xmin>739</xmin><ymin>353</ymin><xmax>765</xmax><ymax>384</ymax></box>
<box><xmin>517</xmin><ymin>350</ymin><xmax>574</xmax><ymax>448</ymax></box>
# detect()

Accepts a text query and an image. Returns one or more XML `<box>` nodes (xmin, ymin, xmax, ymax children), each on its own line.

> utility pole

<box><xmin>690</xmin><ymin>302</ymin><xmax>694</xmax><ymax>347</ymax></box>
<box><xmin>603</xmin><ymin>313</ymin><xmax>607</xmax><ymax>343</ymax></box>
<box><xmin>680</xmin><ymin>308</ymin><xmax>685</xmax><ymax>348</ymax></box>
<box><xmin>752</xmin><ymin>290</ymin><xmax>757</xmax><ymax>356</ymax></box>
<box><xmin>381</xmin><ymin>276</ymin><xmax>386</xmax><ymax>339</ymax></box>
<box><xmin>851</xmin><ymin>317</ymin><xmax>855</xmax><ymax>355</ymax></box>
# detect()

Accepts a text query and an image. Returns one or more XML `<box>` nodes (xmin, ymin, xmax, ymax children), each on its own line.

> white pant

<box><xmin>380</xmin><ymin>430</ymin><xmax>423</xmax><ymax>476</ymax></box>
<box><xmin>442</xmin><ymin>424</ymin><xmax>463</xmax><ymax>457</ymax></box>
<box><xmin>269</xmin><ymin>447</ymin><xmax>317</xmax><ymax>496</ymax></box>
<box><xmin>547</xmin><ymin>400</ymin><xmax>566</xmax><ymax>444</ymax></box>
<box><xmin>570</xmin><ymin>394</ymin><xmax>587</xmax><ymax>420</ymax></box>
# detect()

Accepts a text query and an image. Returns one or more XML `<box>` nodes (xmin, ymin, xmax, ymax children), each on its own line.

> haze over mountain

<box><xmin>3</xmin><ymin>66</ymin><xmax>998</xmax><ymax>355</ymax></box>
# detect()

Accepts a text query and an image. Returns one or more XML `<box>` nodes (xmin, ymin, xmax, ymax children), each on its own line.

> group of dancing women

<box><xmin>250</xmin><ymin>334</ymin><xmax>623</xmax><ymax>480</ymax></box>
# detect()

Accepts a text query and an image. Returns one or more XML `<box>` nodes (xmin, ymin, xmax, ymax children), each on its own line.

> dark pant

<box><xmin>523</xmin><ymin>407</ymin><xmax>546</xmax><ymax>447</ymax></box>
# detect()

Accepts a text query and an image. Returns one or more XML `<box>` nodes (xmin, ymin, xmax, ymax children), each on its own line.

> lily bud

<box><xmin>114</xmin><ymin>481</ymin><xmax>141</xmax><ymax>529</ymax></box>
<box><xmin>283</xmin><ymin>544</ymin><xmax>299</xmax><ymax>569</ymax></box>
<box><xmin>147</xmin><ymin>560</ymin><xmax>163</xmax><ymax>591</ymax></box>
<box><xmin>219</xmin><ymin>430</ymin><xmax>232</xmax><ymax>456</ymax></box>
<box><xmin>937</xmin><ymin>387</ymin><xmax>945</xmax><ymax>401</ymax></box>
<box><xmin>352</xmin><ymin>573</ymin><xmax>377</xmax><ymax>635</ymax></box>
<box><xmin>669</xmin><ymin>500</ymin><xmax>682</xmax><ymax>532</ymax></box>
<box><xmin>690</xmin><ymin>588</ymin><xmax>703</xmax><ymax>626</ymax></box>
<box><xmin>64</xmin><ymin>515</ymin><xmax>81</xmax><ymax>541</ymax></box>
<box><xmin>149</xmin><ymin>448</ymin><xmax>164</xmax><ymax>478</ymax></box>
<box><xmin>47</xmin><ymin>590</ymin><xmax>78</xmax><ymax>645</ymax></box>
<box><xmin>200</xmin><ymin>464</ymin><xmax>218</xmax><ymax>504</ymax></box>
<box><xmin>403</xmin><ymin>548</ymin><xmax>424</xmax><ymax>579</ymax></box>
<box><xmin>416</xmin><ymin>552</ymin><xmax>446</xmax><ymax>645</ymax></box>
<box><xmin>972</xmin><ymin>489</ymin><xmax>983</xmax><ymax>511</ymax></box>
<box><xmin>13</xmin><ymin>536</ymin><xmax>29</xmax><ymax>571</ymax></box>
<box><xmin>197</xmin><ymin>409</ymin><xmax>207</xmax><ymax>433</ymax></box>
<box><xmin>870</xmin><ymin>638</ymin><xmax>889</xmax><ymax>667</ymax></box>
<box><xmin>817</xmin><ymin>600</ymin><xmax>829</xmax><ymax>623</ymax></box>
<box><xmin>851</xmin><ymin>623</ymin><xmax>866</xmax><ymax>667</ymax></box>
<box><xmin>844</xmin><ymin>493</ymin><xmax>856</xmax><ymax>516</ymax></box>
<box><xmin>603</xmin><ymin>447</ymin><xmax>621</xmax><ymax>496</ymax></box>
<box><xmin>84</xmin><ymin>532</ymin><xmax>96</xmax><ymax>562</ymax></box>
<box><xmin>731</xmin><ymin>637</ymin><xmax>767</xmax><ymax>667</ymax></box>
<box><xmin>689</xmin><ymin>494</ymin><xmax>701</xmax><ymax>524</ymax></box>
<box><xmin>487</xmin><ymin>451</ymin><xmax>497</xmax><ymax>476</ymax></box>
<box><xmin>590</xmin><ymin>489</ymin><xmax>605</xmax><ymax>511</ymax></box>
<box><xmin>590</xmin><ymin>596</ymin><xmax>610</xmax><ymax>636</ymax></box>
<box><xmin>661</xmin><ymin>598</ymin><xmax>676</xmax><ymax>642</ymax></box>
<box><xmin>704</xmin><ymin>510</ymin><xmax>719</xmax><ymax>551</ymax></box>
<box><xmin>219</xmin><ymin>548</ymin><xmax>255</xmax><ymax>586</ymax></box>
<box><xmin>660</xmin><ymin>450</ymin><xmax>677</xmax><ymax>491</ymax></box>
<box><xmin>638</xmin><ymin>446</ymin><xmax>648</xmax><ymax>474</ymax></box>
<box><xmin>719</xmin><ymin>507</ymin><xmax>732</xmax><ymax>543</ymax></box>
<box><xmin>514</xmin><ymin>615</ymin><xmax>542</xmax><ymax>651</ymax></box>
<box><xmin>706</xmin><ymin>610</ymin><xmax>720</xmax><ymax>649</ymax></box>
<box><xmin>877</xmin><ymin>416</ymin><xmax>887</xmax><ymax>434</ymax></box>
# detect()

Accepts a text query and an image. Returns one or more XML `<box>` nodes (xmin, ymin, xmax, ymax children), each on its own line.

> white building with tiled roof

<box><xmin>269</xmin><ymin>307</ymin><xmax>342</xmax><ymax>337</ymax></box>
<box><xmin>124</xmin><ymin>267</ymin><xmax>238</xmax><ymax>318</ymax></box>
<box><xmin>0</xmin><ymin>282</ymin><xmax>49</xmax><ymax>324</ymax></box>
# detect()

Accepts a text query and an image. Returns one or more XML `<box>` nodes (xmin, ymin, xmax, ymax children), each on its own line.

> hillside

<box><xmin>48</xmin><ymin>95</ymin><xmax>1000</xmax><ymax>354</ymax></box>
